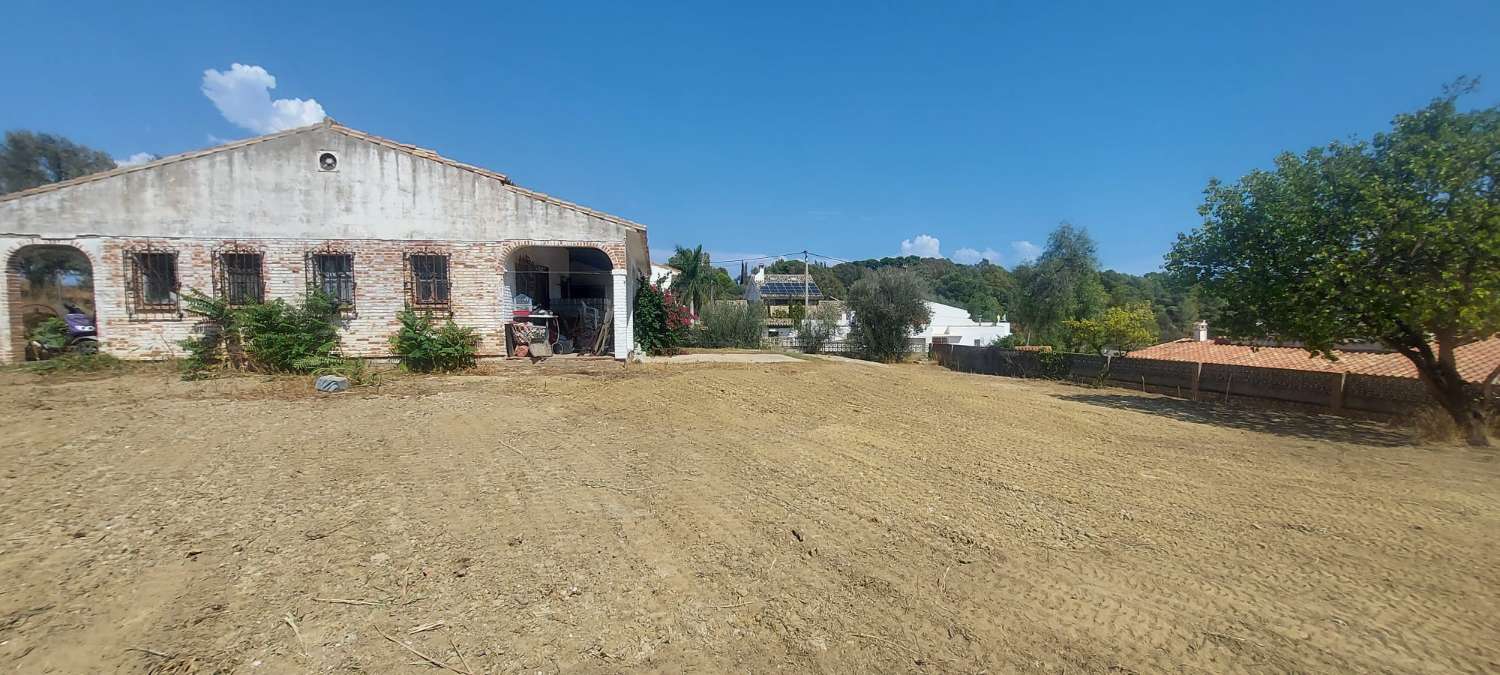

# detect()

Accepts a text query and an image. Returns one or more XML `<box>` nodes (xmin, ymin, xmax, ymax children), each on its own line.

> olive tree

<box><xmin>1168</xmin><ymin>81</ymin><xmax>1499</xmax><ymax>446</ymax></box>
<box><xmin>846</xmin><ymin>268</ymin><xmax>931</xmax><ymax>362</ymax></box>
<box><xmin>1010</xmin><ymin>224</ymin><xmax>1108</xmax><ymax>346</ymax></box>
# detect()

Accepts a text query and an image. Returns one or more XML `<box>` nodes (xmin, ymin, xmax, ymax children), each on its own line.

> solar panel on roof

<box><xmin>762</xmin><ymin>282</ymin><xmax>820</xmax><ymax>295</ymax></box>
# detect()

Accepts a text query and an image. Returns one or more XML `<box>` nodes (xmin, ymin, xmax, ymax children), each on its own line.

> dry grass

<box><xmin>1408</xmin><ymin>403</ymin><xmax>1500</xmax><ymax>443</ymax></box>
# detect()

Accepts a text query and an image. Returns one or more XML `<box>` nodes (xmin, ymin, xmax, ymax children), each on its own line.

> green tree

<box><xmin>1010</xmin><ymin>224</ymin><xmax>1107</xmax><ymax>345</ymax></box>
<box><xmin>665</xmin><ymin>245</ymin><xmax>715</xmax><ymax>313</ymax></box>
<box><xmin>846</xmin><ymin>268</ymin><xmax>932</xmax><ymax>362</ymax></box>
<box><xmin>965</xmin><ymin>294</ymin><xmax>1001</xmax><ymax>323</ymax></box>
<box><xmin>935</xmin><ymin>266</ymin><xmax>987</xmax><ymax>308</ymax></box>
<box><xmin>977</xmin><ymin>262</ymin><xmax>1014</xmax><ymax>312</ymax></box>
<box><xmin>706</xmin><ymin>266</ymin><xmax>743</xmax><ymax>301</ymax></box>
<box><xmin>1063</xmin><ymin>304</ymin><xmax>1158</xmax><ymax>354</ymax></box>
<box><xmin>0</xmin><ymin>130</ymin><xmax>116</xmax><ymax>194</ymax></box>
<box><xmin>1168</xmin><ymin>81</ymin><xmax>1500</xmax><ymax>446</ymax></box>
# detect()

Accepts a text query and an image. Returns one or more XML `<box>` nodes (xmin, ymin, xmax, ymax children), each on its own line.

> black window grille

<box><xmin>220</xmin><ymin>252</ymin><xmax>264</xmax><ymax>305</ymax></box>
<box><xmin>408</xmin><ymin>254</ymin><xmax>451</xmax><ymax>307</ymax></box>
<box><xmin>131</xmin><ymin>251</ymin><xmax>178</xmax><ymax>310</ymax></box>
<box><xmin>310</xmin><ymin>253</ymin><xmax>355</xmax><ymax>306</ymax></box>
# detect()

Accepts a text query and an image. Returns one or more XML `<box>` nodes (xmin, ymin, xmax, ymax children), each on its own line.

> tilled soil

<box><xmin>0</xmin><ymin>359</ymin><xmax>1496</xmax><ymax>673</ymax></box>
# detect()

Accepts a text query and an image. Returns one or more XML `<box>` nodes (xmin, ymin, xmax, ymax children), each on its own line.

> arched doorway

<box><xmin>6</xmin><ymin>244</ymin><xmax>97</xmax><ymax>360</ymax></box>
<box><xmin>504</xmin><ymin>245</ymin><xmax>615</xmax><ymax>356</ymax></box>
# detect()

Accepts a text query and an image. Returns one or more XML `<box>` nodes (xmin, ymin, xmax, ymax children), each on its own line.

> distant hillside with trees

<box><xmin>757</xmin><ymin>225</ymin><xmax>1219</xmax><ymax>346</ymax></box>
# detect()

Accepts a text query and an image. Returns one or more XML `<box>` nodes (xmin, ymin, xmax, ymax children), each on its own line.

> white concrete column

<box><xmin>612</xmin><ymin>269</ymin><xmax>631</xmax><ymax>360</ymax></box>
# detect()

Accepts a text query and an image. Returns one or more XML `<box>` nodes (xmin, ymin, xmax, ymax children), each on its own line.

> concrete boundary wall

<box><xmin>932</xmin><ymin>343</ymin><xmax>1460</xmax><ymax>417</ymax></box>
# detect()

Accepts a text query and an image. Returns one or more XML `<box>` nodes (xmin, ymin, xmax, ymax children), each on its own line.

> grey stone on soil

<box><xmin>315</xmin><ymin>375</ymin><xmax>351</xmax><ymax>393</ymax></box>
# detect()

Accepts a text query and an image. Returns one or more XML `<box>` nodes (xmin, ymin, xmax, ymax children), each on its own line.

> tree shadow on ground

<box><xmin>1056</xmin><ymin>392</ymin><xmax>1413</xmax><ymax>447</ymax></box>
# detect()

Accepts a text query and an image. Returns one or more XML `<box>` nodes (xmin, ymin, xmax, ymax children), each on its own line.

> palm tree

<box><xmin>666</xmin><ymin>245</ymin><xmax>714</xmax><ymax>314</ymax></box>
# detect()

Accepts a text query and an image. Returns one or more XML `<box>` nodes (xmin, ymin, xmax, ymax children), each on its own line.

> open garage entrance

<box><xmin>504</xmin><ymin>245</ymin><xmax>615</xmax><ymax>357</ymax></box>
<box><xmin>6</xmin><ymin>244</ymin><xmax>96</xmax><ymax>360</ymax></box>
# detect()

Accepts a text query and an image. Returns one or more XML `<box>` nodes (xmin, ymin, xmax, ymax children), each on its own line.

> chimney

<box><xmin>1193</xmin><ymin>320</ymin><xmax>1209</xmax><ymax>342</ymax></box>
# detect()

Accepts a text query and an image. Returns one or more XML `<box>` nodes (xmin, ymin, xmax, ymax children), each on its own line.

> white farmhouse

<box><xmin>0</xmin><ymin>118</ymin><xmax>651</xmax><ymax>362</ymax></box>
<box><xmin>807</xmin><ymin>299</ymin><xmax>1009</xmax><ymax>351</ymax></box>
<box><xmin>915</xmin><ymin>301</ymin><xmax>1011</xmax><ymax>348</ymax></box>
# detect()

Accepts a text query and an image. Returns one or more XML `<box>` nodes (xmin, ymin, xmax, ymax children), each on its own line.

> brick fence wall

<box><xmin>2</xmin><ymin>236</ymin><xmax>627</xmax><ymax>363</ymax></box>
<box><xmin>931</xmin><ymin>343</ymin><xmax>1463</xmax><ymax>418</ymax></box>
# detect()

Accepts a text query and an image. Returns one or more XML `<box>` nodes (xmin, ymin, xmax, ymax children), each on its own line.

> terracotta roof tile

<box><xmin>1128</xmin><ymin>336</ymin><xmax>1500</xmax><ymax>384</ymax></box>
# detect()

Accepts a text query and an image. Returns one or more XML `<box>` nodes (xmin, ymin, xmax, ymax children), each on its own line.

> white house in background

<box><xmin>647</xmin><ymin>263</ymin><xmax>679</xmax><ymax>288</ymax></box>
<box><xmin>914</xmin><ymin>301</ymin><xmax>1010</xmax><ymax>348</ymax></box>
<box><xmin>806</xmin><ymin>300</ymin><xmax>1009</xmax><ymax>349</ymax></box>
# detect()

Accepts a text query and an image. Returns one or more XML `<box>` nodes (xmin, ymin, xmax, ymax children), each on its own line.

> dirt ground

<box><xmin>1</xmin><ymin>358</ymin><xmax>1496</xmax><ymax>673</ymax></box>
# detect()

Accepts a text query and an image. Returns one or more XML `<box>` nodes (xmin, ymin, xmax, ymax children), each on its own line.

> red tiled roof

<box><xmin>1127</xmin><ymin>336</ymin><xmax>1500</xmax><ymax>384</ymax></box>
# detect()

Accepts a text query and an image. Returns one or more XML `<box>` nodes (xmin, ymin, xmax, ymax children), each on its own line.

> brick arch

<box><xmin>498</xmin><ymin>240</ymin><xmax>624</xmax><ymax>270</ymax></box>
<box><xmin>4</xmin><ymin>242</ymin><xmax>99</xmax><ymax>363</ymax></box>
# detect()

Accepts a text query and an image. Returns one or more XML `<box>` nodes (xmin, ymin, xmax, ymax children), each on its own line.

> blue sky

<box><xmin>3</xmin><ymin>1</ymin><xmax>1497</xmax><ymax>273</ymax></box>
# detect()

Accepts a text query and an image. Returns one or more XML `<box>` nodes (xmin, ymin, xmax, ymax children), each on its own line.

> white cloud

<box><xmin>899</xmin><ymin>234</ymin><xmax>942</xmax><ymax>258</ymax></box>
<box><xmin>1010</xmin><ymin>240</ymin><xmax>1042</xmax><ymax>263</ymax></box>
<box><xmin>201</xmin><ymin>63</ymin><xmax>326</xmax><ymax>134</ymax></box>
<box><xmin>115</xmin><ymin>152</ymin><xmax>157</xmax><ymax>167</ymax></box>
<box><xmin>951</xmin><ymin>247</ymin><xmax>1002</xmax><ymax>265</ymax></box>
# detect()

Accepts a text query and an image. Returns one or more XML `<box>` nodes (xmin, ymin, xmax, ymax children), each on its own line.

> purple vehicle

<box><xmin>60</xmin><ymin>303</ymin><xmax>99</xmax><ymax>354</ymax></box>
<box><xmin>25</xmin><ymin>302</ymin><xmax>99</xmax><ymax>359</ymax></box>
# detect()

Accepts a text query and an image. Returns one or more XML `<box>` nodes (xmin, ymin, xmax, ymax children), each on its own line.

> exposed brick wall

<box><xmin>2</xmin><ymin>236</ymin><xmax>625</xmax><ymax>363</ymax></box>
<box><xmin>2</xmin><ymin>237</ymin><xmax>107</xmax><ymax>364</ymax></box>
<box><xmin>499</xmin><ymin>239</ymin><xmax>626</xmax><ymax>268</ymax></box>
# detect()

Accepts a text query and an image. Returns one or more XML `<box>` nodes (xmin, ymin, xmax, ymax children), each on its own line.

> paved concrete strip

<box><xmin>639</xmin><ymin>353</ymin><xmax>801</xmax><ymax>364</ymax></box>
<box><xmin>805</xmin><ymin>354</ymin><xmax>889</xmax><ymax>368</ymax></box>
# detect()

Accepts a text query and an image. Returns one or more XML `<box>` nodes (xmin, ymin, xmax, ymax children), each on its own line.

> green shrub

<box><xmin>311</xmin><ymin>357</ymin><xmax>384</xmax><ymax>387</ymax></box>
<box><xmin>692</xmin><ymin>301</ymin><xmax>765</xmax><ymax>348</ymax></box>
<box><xmin>798</xmin><ymin>303</ymin><xmax>843</xmax><ymax>353</ymax></box>
<box><xmin>179</xmin><ymin>289</ymin><xmax>344</xmax><ymax>378</ymax></box>
<box><xmin>237</xmin><ymin>291</ymin><xmax>343</xmax><ymax>372</ymax></box>
<box><xmin>390</xmin><ymin>309</ymin><xmax>480</xmax><ymax>372</ymax></box>
<box><xmin>27</xmin><ymin>317</ymin><xmax>69</xmax><ymax>351</ymax></box>
<box><xmin>633</xmin><ymin>282</ymin><xmax>691</xmax><ymax>355</ymax></box>
<box><xmin>1036</xmin><ymin>351</ymin><xmax>1073</xmax><ymax>379</ymax></box>
<box><xmin>786</xmin><ymin>302</ymin><xmax>806</xmax><ymax>324</ymax></box>
<box><xmin>26</xmin><ymin>352</ymin><xmax>122</xmax><ymax>375</ymax></box>
<box><xmin>990</xmin><ymin>334</ymin><xmax>1022</xmax><ymax>349</ymax></box>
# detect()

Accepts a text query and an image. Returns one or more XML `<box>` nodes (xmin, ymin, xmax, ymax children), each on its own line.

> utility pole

<box><xmin>802</xmin><ymin>250</ymin><xmax>810</xmax><ymax>307</ymax></box>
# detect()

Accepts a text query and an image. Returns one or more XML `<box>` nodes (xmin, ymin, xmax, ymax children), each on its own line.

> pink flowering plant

<box><xmin>634</xmin><ymin>281</ymin><xmax>694</xmax><ymax>355</ymax></box>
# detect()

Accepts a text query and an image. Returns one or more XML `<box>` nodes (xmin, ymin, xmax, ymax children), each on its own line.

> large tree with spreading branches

<box><xmin>1168</xmin><ymin>80</ymin><xmax>1500</xmax><ymax>446</ymax></box>
<box><xmin>0</xmin><ymin>130</ymin><xmax>116</xmax><ymax>194</ymax></box>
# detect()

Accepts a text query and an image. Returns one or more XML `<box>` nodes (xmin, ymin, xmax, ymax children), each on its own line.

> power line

<box><xmin>706</xmin><ymin>251</ymin><xmax>808</xmax><ymax>265</ymax></box>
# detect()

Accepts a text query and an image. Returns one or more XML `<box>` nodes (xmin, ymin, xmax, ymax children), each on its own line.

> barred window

<box><xmin>310</xmin><ymin>253</ymin><xmax>355</xmax><ymax>306</ymax></box>
<box><xmin>220</xmin><ymin>252</ymin><xmax>264</xmax><ymax>305</ymax></box>
<box><xmin>131</xmin><ymin>252</ymin><xmax>178</xmax><ymax>309</ymax></box>
<box><xmin>408</xmin><ymin>254</ymin><xmax>450</xmax><ymax>307</ymax></box>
